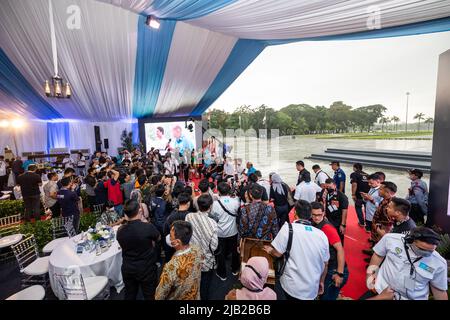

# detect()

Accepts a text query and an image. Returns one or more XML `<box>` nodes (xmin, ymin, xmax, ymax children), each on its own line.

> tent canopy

<box><xmin>1</xmin><ymin>0</ymin><xmax>450</xmax><ymax>123</ymax></box>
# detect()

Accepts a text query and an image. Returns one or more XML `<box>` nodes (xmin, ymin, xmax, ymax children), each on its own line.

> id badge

<box><xmin>328</xmin><ymin>205</ymin><xmax>336</xmax><ymax>213</ymax></box>
<box><xmin>404</xmin><ymin>276</ymin><xmax>415</xmax><ymax>290</ymax></box>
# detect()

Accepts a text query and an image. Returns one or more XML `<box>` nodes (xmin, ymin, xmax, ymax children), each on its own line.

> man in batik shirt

<box><xmin>155</xmin><ymin>221</ymin><xmax>203</xmax><ymax>300</ymax></box>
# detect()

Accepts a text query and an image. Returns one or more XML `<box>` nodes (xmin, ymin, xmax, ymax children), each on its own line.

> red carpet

<box><xmin>340</xmin><ymin>206</ymin><xmax>369</xmax><ymax>299</ymax></box>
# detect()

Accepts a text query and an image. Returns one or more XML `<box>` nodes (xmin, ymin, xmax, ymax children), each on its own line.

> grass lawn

<box><xmin>309</xmin><ymin>131</ymin><xmax>433</xmax><ymax>140</ymax></box>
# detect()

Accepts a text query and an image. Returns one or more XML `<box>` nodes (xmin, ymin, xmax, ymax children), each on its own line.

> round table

<box><xmin>0</xmin><ymin>234</ymin><xmax>23</xmax><ymax>249</ymax></box>
<box><xmin>48</xmin><ymin>230</ymin><xmax>123</xmax><ymax>299</ymax></box>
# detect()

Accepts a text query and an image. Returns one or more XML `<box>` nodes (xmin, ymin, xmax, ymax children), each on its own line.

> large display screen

<box><xmin>144</xmin><ymin>121</ymin><xmax>196</xmax><ymax>155</ymax></box>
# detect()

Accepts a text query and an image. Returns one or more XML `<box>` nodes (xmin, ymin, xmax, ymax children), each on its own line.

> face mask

<box><xmin>327</xmin><ymin>188</ymin><xmax>334</xmax><ymax>193</ymax></box>
<box><xmin>165</xmin><ymin>234</ymin><xmax>173</xmax><ymax>247</ymax></box>
<box><xmin>410</xmin><ymin>243</ymin><xmax>433</xmax><ymax>258</ymax></box>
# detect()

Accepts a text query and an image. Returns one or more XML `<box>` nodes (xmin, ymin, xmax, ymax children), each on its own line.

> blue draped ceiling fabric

<box><xmin>1</xmin><ymin>0</ymin><xmax>450</xmax><ymax>152</ymax></box>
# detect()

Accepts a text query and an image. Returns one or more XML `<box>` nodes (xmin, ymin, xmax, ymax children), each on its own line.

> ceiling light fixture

<box><xmin>44</xmin><ymin>0</ymin><xmax>71</xmax><ymax>99</ymax></box>
<box><xmin>146</xmin><ymin>15</ymin><xmax>160</xmax><ymax>29</ymax></box>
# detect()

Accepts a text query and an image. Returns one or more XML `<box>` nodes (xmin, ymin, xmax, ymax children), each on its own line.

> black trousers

<box><xmin>275</xmin><ymin>204</ymin><xmax>290</xmax><ymax>228</ymax></box>
<box><xmin>200</xmin><ymin>270</ymin><xmax>213</xmax><ymax>300</ymax></box>
<box><xmin>0</xmin><ymin>175</ymin><xmax>7</xmax><ymax>191</ymax></box>
<box><xmin>49</xmin><ymin>202</ymin><xmax>61</xmax><ymax>217</ymax></box>
<box><xmin>23</xmin><ymin>195</ymin><xmax>41</xmax><ymax>221</ymax></box>
<box><xmin>122</xmin><ymin>267</ymin><xmax>157</xmax><ymax>300</ymax></box>
<box><xmin>87</xmin><ymin>195</ymin><xmax>97</xmax><ymax>212</ymax></box>
<box><xmin>330</xmin><ymin>221</ymin><xmax>345</xmax><ymax>245</ymax></box>
<box><xmin>283</xmin><ymin>288</ymin><xmax>303</xmax><ymax>301</ymax></box>
<box><xmin>215</xmin><ymin>234</ymin><xmax>240</xmax><ymax>279</ymax></box>
<box><xmin>410</xmin><ymin>203</ymin><xmax>425</xmax><ymax>224</ymax></box>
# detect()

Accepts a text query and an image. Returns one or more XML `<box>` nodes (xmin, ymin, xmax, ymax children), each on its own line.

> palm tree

<box><xmin>413</xmin><ymin>112</ymin><xmax>425</xmax><ymax>131</ymax></box>
<box><xmin>379</xmin><ymin>116</ymin><xmax>388</xmax><ymax>132</ymax></box>
<box><xmin>424</xmin><ymin>117</ymin><xmax>434</xmax><ymax>131</ymax></box>
<box><xmin>391</xmin><ymin>116</ymin><xmax>400</xmax><ymax>132</ymax></box>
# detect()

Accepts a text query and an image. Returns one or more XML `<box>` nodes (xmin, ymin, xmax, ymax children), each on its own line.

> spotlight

<box><xmin>11</xmin><ymin>119</ymin><xmax>24</xmax><ymax>128</ymax></box>
<box><xmin>0</xmin><ymin>120</ymin><xmax>10</xmax><ymax>128</ymax></box>
<box><xmin>145</xmin><ymin>15</ymin><xmax>160</xmax><ymax>29</ymax></box>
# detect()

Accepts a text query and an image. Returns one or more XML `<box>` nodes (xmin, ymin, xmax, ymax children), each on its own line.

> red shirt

<box><xmin>320</xmin><ymin>224</ymin><xmax>341</xmax><ymax>245</ymax></box>
<box><xmin>104</xmin><ymin>179</ymin><xmax>123</xmax><ymax>206</ymax></box>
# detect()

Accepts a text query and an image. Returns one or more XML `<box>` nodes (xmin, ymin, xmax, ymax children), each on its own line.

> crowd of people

<box><xmin>0</xmin><ymin>147</ymin><xmax>447</xmax><ymax>301</ymax></box>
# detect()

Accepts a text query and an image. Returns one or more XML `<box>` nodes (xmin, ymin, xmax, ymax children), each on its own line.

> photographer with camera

<box><xmin>363</xmin><ymin>226</ymin><xmax>447</xmax><ymax>300</ymax></box>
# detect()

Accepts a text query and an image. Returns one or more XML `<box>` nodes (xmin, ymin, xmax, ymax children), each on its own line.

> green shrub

<box><xmin>0</xmin><ymin>200</ymin><xmax>25</xmax><ymax>218</ymax></box>
<box><xmin>20</xmin><ymin>220</ymin><xmax>52</xmax><ymax>252</ymax></box>
<box><xmin>79</xmin><ymin>212</ymin><xmax>98</xmax><ymax>232</ymax></box>
<box><xmin>18</xmin><ymin>212</ymin><xmax>98</xmax><ymax>252</ymax></box>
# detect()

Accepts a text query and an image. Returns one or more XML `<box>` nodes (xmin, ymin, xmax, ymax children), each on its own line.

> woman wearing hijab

<box><xmin>130</xmin><ymin>189</ymin><xmax>149</xmax><ymax>223</ymax></box>
<box><xmin>225</xmin><ymin>256</ymin><xmax>276</xmax><ymax>300</ymax></box>
<box><xmin>269</xmin><ymin>173</ymin><xmax>290</xmax><ymax>228</ymax></box>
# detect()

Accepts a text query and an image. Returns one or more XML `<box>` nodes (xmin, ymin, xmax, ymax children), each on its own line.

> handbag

<box><xmin>284</xmin><ymin>184</ymin><xmax>295</xmax><ymax>207</ymax></box>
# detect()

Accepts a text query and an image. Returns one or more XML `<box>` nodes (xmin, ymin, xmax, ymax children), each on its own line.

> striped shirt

<box><xmin>185</xmin><ymin>212</ymin><xmax>218</xmax><ymax>272</ymax></box>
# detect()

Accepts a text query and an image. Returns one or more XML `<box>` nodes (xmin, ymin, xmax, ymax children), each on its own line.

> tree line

<box><xmin>208</xmin><ymin>102</ymin><xmax>434</xmax><ymax>136</ymax></box>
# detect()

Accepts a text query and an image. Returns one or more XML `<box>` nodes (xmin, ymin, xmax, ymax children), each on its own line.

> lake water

<box><xmin>226</xmin><ymin>135</ymin><xmax>432</xmax><ymax>198</ymax></box>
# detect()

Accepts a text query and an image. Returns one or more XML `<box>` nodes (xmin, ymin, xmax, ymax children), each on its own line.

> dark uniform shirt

<box><xmin>320</xmin><ymin>189</ymin><xmax>349</xmax><ymax>229</ymax></box>
<box><xmin>349</xmin><ymin>171</ymin><xmax>370</xmax><ymax>202</ymax></box>
<box><xmin>333</xmin><ymin>168</ymin><xmax>346</xmax><ymax>193</ymax></box>
<box><xmin>16</xmin><ymin>172</ymin><xmax>41</xmax><ymax>197</ymax></box>
<box><xmin>57</xmin><ymin>188</ymin><xmax>80</xmax><ymax>217</ymax></box>
<box><xmin>392</xmin><ymin>217</ymin><xmax>416</xmax><ymax>235</ymax></box>
<box><xmin>117</xmin><ymin>220</ymin><xmax>160</xmax><ymax>274</ymax></box>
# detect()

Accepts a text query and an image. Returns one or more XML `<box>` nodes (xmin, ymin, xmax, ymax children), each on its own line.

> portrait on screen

<box><xmin>144</xmin><ymin>121</ymin><xmax>196</xmax><ymax>155</ymax></box>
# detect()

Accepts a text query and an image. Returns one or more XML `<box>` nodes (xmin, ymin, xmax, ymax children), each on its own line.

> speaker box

<box><xmin>104</xmin><ymin>138</ymin><xmax>109</xmax><ymax>150</ymax></box>
<box><xmin>94</xmin><ymin>126</ymin><xmax>101</xmax><ymax>151</ymax></box>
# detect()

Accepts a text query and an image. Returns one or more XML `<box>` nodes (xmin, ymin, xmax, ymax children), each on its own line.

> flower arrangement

<box><xmin>86</xmin><ymin>224</ymin><xmax>112</xmax><ymax>242</ymax></box>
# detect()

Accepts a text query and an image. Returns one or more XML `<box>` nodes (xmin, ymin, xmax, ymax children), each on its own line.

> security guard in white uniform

<box><xmin>366</xmin><ymin>227</ymin><xmax>448</xmax><ymax>300</ymax></box>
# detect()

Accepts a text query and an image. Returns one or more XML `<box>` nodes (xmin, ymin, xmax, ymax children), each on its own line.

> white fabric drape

<box><xmin>189</xmin><ymin>0</ymin><xmax>450</xmax><ymax>40</ymax></box>
<box><xmin>69</xmin><ymin>121</ymin><xmax>133</xmax><ymax>154</ymax></box>
<box><xmin>0</xmin><ymin>0</ymin><xmax>138</xmax><ymax>120</ymax></box>
<box><xmin>68</xmin><ymin>122</ymin><xmax>96</xmax><ymax>151</ymax></box>
<box><xmin>0</xmin><ymin>121</ymin><xmax>47</xmax><ymax>154</ymax></box>
<box><xmin>153</xmin><ymin>22</ymin><xmax>237</xmax><ymax>116</ymax></box>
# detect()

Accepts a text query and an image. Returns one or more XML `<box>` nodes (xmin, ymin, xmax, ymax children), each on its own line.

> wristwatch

<box><xmin>334</xmin><ymin>271</ymin><xmax>344</xmax><ymax>278</ymax></box>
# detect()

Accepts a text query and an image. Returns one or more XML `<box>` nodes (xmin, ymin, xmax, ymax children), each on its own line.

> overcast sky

<box><xmin>209</xmin><ymin>31</ymin><xmax>450</xmax><ymax>122</ymax></box>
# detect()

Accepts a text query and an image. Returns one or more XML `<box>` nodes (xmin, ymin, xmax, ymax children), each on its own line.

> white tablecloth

<box><xmin>0</xmin><ymin>234</ymin><xmax>23</xmax><ymax>249</ymax></box>
<box><xmin>48</xmin><ymin>232</ymin><xmax>123</xmax><ymax>299</ymax></box>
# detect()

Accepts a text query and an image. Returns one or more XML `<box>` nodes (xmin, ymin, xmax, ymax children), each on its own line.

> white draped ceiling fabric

<box><xmin>0</xmin><ymin>0</ymin><xmax>450</xmax><ymax>154</ymax></box>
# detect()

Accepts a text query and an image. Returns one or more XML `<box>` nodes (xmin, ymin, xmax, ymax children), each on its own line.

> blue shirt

<box><xmin>57</xmin><ymin>188</ymin><xmax>80</xmax><ymax>217</ymax></box>
<box><xmin>333</xmin><ymin>168</ymin><xmax>346</xmax><ymax>193</ymax></box>
<box><xmin>406</xmin><ymin>179</ymin><xmax>428</xmax><ymax>214</ymax></box>
<box><xmin>22</xmin><ymin>160</ymin><xmax>35</xmax><ymax>171</ymax></box>
<box><xmin>247</xmin><ymin>166</ymin><xmax>256</xmax><ymax>176</ymax></box>
<box><xmin>173</xmin><ymin>135</ymin><xmax>194</xmax><ymax>156</ymax></box>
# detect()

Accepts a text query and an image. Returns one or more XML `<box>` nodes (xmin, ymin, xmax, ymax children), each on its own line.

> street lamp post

<box><xmin>405</xmin><ymin>92</ymin><xmax>410</xmax><ymax>132</ymax></box>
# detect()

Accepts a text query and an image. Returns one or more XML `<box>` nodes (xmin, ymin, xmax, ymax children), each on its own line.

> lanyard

<box><xmin>404</xmin><ymin>243</ymin><xmax>422</xmax><ymax>277</ymax></box>
<box><xmin>326</xmin><ymin>191</ymin><xmax>336</xmax><ymax>202</ymax></box>
<box><xmin>369</xmin><ymin>187</ymin><xmax>379</xmax><ymax>195</ymax></box>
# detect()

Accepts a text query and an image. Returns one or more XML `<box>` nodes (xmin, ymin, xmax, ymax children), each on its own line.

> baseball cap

<box><xmin>329</xmin><ymin>161</ymin><xmax>340</xmax><ymax>166</ymax></box>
